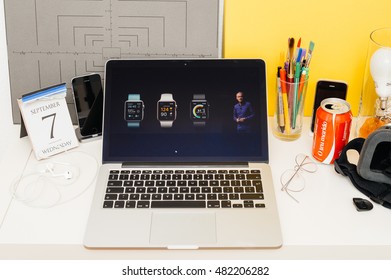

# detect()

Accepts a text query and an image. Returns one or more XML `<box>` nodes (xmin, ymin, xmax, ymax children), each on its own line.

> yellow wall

<box><xmin>223</xmin><ymin>0</ymin><xmax>391</xmax><ymax>116</ymax></box>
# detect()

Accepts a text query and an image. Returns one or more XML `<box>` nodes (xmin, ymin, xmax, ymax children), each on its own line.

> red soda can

<box><xmin>312</xmin><ymin>98</ymin><xmax>352</xmax><ymax>164</ymax></box>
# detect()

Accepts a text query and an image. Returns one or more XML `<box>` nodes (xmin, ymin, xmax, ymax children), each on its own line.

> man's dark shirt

<box><xmin>233</xmin><ymin>101</ymin><xmax>254</xmax><ymax>132</ymax></box>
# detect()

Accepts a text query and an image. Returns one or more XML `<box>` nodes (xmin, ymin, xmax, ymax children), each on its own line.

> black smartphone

<box><xmin>71</xmin><ymin>73</ymin><xmax>103</xmax><ymax>140</ymax></box>
<box><xmin>310</xmin><ymin>80</ymin><xmax>348</xmax><ymax>132</ymax></box>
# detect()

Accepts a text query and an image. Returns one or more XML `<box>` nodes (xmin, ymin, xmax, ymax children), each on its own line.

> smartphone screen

<box><xmin>71</xmin><ymin>73</ymin><xmax>103</xmax><ymax>138</ymax></box>
<box><xmin>310</xmin><ymin>80</ymin><xmax>347</xmax><ymax>132</ymax></box>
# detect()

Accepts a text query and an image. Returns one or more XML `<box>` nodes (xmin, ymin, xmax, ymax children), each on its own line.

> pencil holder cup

<box><xmin>272</xmin><ymin>77</ymin><xmax>309</xmax><ymax>141</ymax></box>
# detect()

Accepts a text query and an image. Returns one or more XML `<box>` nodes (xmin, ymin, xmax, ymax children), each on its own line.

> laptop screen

<box><xmin>103</xmin><ymin>59</ymin><xmax>269</xmax><ymax>163</ymax></box>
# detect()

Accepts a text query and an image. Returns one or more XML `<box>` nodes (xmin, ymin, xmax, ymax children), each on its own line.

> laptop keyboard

<box><xmin>103</xmin><ymin>169</ymin><xmax>265</xmax><ymax>209</ymax></box>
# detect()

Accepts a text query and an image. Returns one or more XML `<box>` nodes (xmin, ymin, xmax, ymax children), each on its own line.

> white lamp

<box><xmin>370</xmin><ymin>47</ymin><xmax>391</xmax><ymax>110</ymax></box>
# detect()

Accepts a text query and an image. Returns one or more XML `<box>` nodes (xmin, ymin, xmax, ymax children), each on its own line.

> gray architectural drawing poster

<box><xmin>5</xmin><ymin>0</ymin><xmax>223</xmax><ymax>123</ymax></box>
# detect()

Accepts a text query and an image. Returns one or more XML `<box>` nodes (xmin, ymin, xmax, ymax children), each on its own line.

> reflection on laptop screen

<box><xmin>103</xmin><ymin>59</ymin><xmax>268</xmax><ymax>163</ymax></box>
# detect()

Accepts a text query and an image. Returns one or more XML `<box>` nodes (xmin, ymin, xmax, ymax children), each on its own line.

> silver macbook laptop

<box><xmin>83</xmin><ymin>59</ymin><xmax>282</xmax><ymax>249</ymax></box>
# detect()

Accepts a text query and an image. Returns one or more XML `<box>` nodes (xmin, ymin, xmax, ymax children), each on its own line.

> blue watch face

<box><xmin>125</xmin><ymin>101</ymin><xmax>143</xmax><ymax>121</ymax></box>
<box><xmin>191</xmin><ymin>101</ymin><xmax>208</xmax><ymax>120</ymax></box>
<box><xmin>158</xmin><ymin>101</ymin><xmax>176</xmax><ymax>121</ymax></box>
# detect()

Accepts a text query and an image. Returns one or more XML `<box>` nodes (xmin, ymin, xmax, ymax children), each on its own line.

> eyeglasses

<box><xmin>280</xmin><ymin>153</ymin><xmax>318</xmax><ymax>203</ymax></box>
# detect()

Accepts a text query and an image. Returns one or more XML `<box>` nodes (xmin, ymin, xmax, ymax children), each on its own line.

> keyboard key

<box><xmin>106</xmin><ymin>187</ymin><xmax>124</xmax><ymax>193</ymax></box>
<box><xmin>135</xmin><ymin>181</ymin><xmax>144</xmax><ymax>187</ymax></box>
<box><xmin>210</xmin><ymin>181</ymin><xmax>219</xmax><ymax>186</ymax></box>
<box><xmin>188</xmin><ymin>181</ymin><xmax>197</xmax><ymax>187</ymax></box>
<box><xmin>118</xmin><ymin>194</ymin><xmax>128</xmax><ymax>200</ymax></box>
<box><xmin>105</xmin><ymin>194</ymin><xmax>117</xmax><ymax>200</ymax></box>
<box><xmin>108</xmin><ymin>174</ymin><xmax>118</xmax><ymax>180</ymax></box>
<box><xmin>151</xmin><ymin>201</ymin><xmax>205</xmax><ymax>208</ymax></box>
<box><xmin>161</xmin><ymin>175</ymin><xmax>171</xmax><ymax>180</ymax></box>
<box><xmin>218</xmin><ymin>194</ymin><xmax>228</xmax><ymax>200</ymax></box>
<box><xmin>145</xmin><ymin>181</ymin><xmax>155</xmax><ymax>187</ymax></box>
<box><xmin>251</xmin><ymin>170</ymin><xmax>261</xmax><ymax>173</ymax></box>
<box><xmin>253</xmin><ymin>181</ymin><xmax>263</xmax><ymax>188</ymax></box>
<box><xmin>212</xmin><ymin>187</ymin><xmax>222</xmax><ymax>193</ymax></box>
<box><xmin>255</xmin><ymin>203</ymin><xmax>266</xmax><ymax>208</ymax></box>
<box><xmin>179</xmin><ymin>187</ymin><xmax>189</xmax><ymax>193</ymax></box>
<box><xmin>129</xmin><ymin>194</ymin><xmax>140</xmax><ymax>200</ymax></box>
<box><xmin>207</xmin><ymin>194</ymin><xmax>217</xmax><ymax>200</ymax></box>
<box><xmin>247</xmin><ymin>174</ymin><xmax>262</xmax><ymax>179</ymax></box>
<box><xmin>137</xmin><ymin>201</ymin><xmax>150</xmax><ymax>208</ymax></box>
<box><xmin>152</xmin><ymin>194</ymin><xmax>162</xmax><ymax>200</ymax></box>
<box><xmin>141</xmin><ymin>194</ymin><xmax>151</xmax><ymax>200</ymax></box>
<box><xmin>124</xmin><ymin>181</ymin><xmax>133</xmax><ymax>187</ymax></box>
<box><xmin>126</xmin><ymin>201</ymin><xmax>136</xmax><ymax>208</ymax></box>
<box><xmin>129</xmin><ymin>175</ymin><xmax>140</xmax><ymax>180</ymax></box>
<box><xmin>231</xmin><ymin>181</ymin><xmax>241</xmax><ymax>186</ymax></box>
<box><xmin>208</xmin><ymin>201</ymin><xmax>220</xmax><ymax>208</ymax></box>
<box><xmin>114</xmin><ymin>201</ymin><xmax>125</xmax><ymax>208</ymax></box>
<box><xmin>245</xmin><ymin>187</ymin><xmax>256</xmax><ymax>193</ymax></box>
<box><xmin>221</xmin><ymin>201</ymin><xmax>231</xmax><ymax>208</ymax></box>
<box><xmin>223</xmin><ymin>187</ymin><xmax>233</xmax><ymax>193</ymax></box>
<box><xmin>125</xmin><ymin>187</ymin><xmax>135</xmax><ymax>193</ymax></box>
<box><xmin>119</xmin><ymin>174</ymin><xmax>129</xmax><ymax>180</ymax></box>
<box><xmin>196</xmin><ymin>194</ymin><xmax>206</xmax><ymax>200</ymax></box>
<box><xmin>241</xmin><ymin>180</ymin><xmax>251</xmax><ymax>186</ymax></box>
<box><xmin>190</xmin><ymin>187</ymin><xmax>200</xmax><ymax>193</ymax></box>
<box><xmin>174</xmin><ymin>194</ymin><xmax>184</xmax><ymax>200</ymax></box>
<box><xmin>147</xmin><ymin>187</ymin><xmax>157</xmax><ymax>193</ymax></box>
<box><xmin>169</xmin><ymin>187</ymin><xmax>179</xmax><ymax>193</ymax></box>
<box><xmin>244</xmin><ymin>201</ymin><xmax>254</xmax><ymax>208</ymax></box>
<box><xmin>136</xmin><ymin>187</ymin><xmax>146</xmax><ymax>193</ymax></box>
<box><xmin>158</xmin><ymin>187</ymin><xmax>168</xmax><ymax>193</ymax></box>
<box><xmin>163</xmin><ymin>194</ymin><xmax>173</xmax><ymax>200</ymax></box>
<box><xmin>221</xmin><ymin>181</ymin><xmax>230</xmax><ymax>187</ymax></box>
<box><xmin>234</xmin><ymin>187</ymin><xmax>244</xmax><ymax>193</ymax></box>
<box><xmin>233</xmin><ymin>204</ymin><xmax>243</xmax><ymax>208</ymax></box>
<box><xmin>103</xmin><ymin>201</ymin><xmax>114</xmax><ymax>208</ymax></box>
<box><xmin>167</xmin><ymin>181</ymin><xmax>176</xmax><ymax>187</ymax></box>
<box><xmin>108</xmin><ymin>181</ymin><xmax>122</xmax><ymax>187</ymax></box>
<box><xmin>240</xmin><ymin>194</ymin><xmax>264</xmax><ymax>200</ymax></box>
<box><xmin>185</xmin><ymin>194</ymin><xmax>195</xmax><ymax>200</ymax></box>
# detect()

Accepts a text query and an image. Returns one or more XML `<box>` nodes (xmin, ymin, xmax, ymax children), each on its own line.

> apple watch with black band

<box><xmin>190</xmin><ymin>94</ymin><xmax>209</xmax><ymax>126</ymax></box>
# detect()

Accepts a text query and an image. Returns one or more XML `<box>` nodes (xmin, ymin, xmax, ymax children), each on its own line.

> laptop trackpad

<box><xmin>150</xmin><ymin>212</ymin><xmax>217</xmax><ymax>247</ymax></box>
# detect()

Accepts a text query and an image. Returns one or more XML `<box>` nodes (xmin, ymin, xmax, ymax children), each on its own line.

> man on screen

<box><xmin>233</xmin><ymin>91</ymin><xmax>254</xmax><ymax>133</ymax></box>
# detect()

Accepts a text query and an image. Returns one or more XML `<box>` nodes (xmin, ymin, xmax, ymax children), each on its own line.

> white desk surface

<box><xmin>0</xmin><ymin>117</ymin><xmax>391</xmax><ymax>260</ymax></box>
<box><xmin>0</xmin><ymin>4</ymin><xmax>390</xmax><ymax>259</ymax></box>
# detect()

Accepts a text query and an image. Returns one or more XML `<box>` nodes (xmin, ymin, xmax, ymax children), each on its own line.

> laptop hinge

<box><xmin>121</xmin><ymin>162</ymin><xmax>249</xmax><ymax>168</ymax></box>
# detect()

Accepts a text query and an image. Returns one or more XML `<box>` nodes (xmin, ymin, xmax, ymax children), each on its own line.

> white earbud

<box><xmin>43</xmin><ymin>163</ymin><xmax>73</xmax><ymax>179</ymax></box>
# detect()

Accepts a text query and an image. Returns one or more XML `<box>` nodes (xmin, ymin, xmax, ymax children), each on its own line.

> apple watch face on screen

<box><xmin>124</xmin><ymin>101</ymin><xmax>144</xmax><ymax>121</ymax></box>
<box><xmin>191</xmin><ymin>101</ymin><xmax>208</xmax><ymax>120</ymax></box>
<box><xmin>158</xmin><ymin>101</ymin><xmax>176</xmax><ymax>120</ymax></box>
